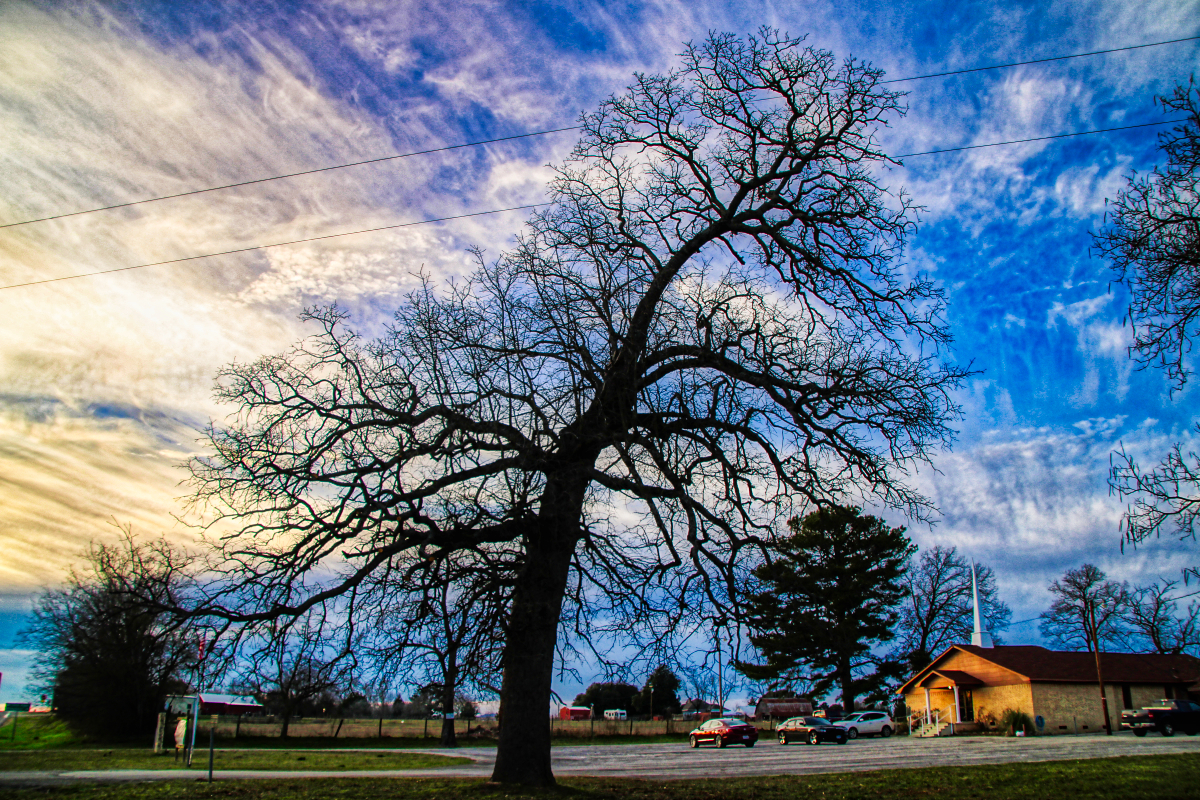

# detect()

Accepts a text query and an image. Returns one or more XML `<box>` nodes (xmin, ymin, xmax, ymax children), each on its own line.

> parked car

<box><xmin>775</xmin><ymin>716</ymin><xmax>848</xmax><ymax>745</ymax></box>
<box><xmin>1121</xmin><ymin>699</ymin><xmax>1200</xmax><ymax>737</ymax></box>
<box><xmin>833</xmin><ymin>711</ymin><xmax>894</xmax><ymax>739</ymax></box>
<box><xmin>688</xmin><ymin>717</ymin><xmax>759</xmax><ymax>748</ymax></box>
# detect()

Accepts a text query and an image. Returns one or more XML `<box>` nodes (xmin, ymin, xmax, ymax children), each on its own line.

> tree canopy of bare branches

<box><xmin>185</xmin><ymin>30</ymin><xmax>966</xmax><ymax>785</ymax></box>
<box><xmin>1095</xmin><ymin>81</ymin><xmax>1200</xmax><ymax>388</ymax></box>
<box><xmin>1122</xmin><ymin>579</ymin><xmax>1200</xmax><ymax>655</ymax></box>
<box><xmin>1101</xmin><ymin>82</ymin><xmax>1200</xmax><ymax>575</ymax></box>
<box><xmin>893</xmin><ymin>546</ymin><xmax>1011</xmax><ymax>671</ymax></box>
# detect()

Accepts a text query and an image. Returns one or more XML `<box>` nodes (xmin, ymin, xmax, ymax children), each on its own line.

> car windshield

<box><xmin>715</xmin><ymin>718</ymin><xmax>743</xmax><ymax>726</ymax></box>
<box><xmin>804</xmin><ymin>717</ymin><xmax>830</xmax><ymax>726</ymax></box>
<box><xmin>841</xmin><ymin>713</ymin><xmax>864</xmax><ymax>721</ymax></box>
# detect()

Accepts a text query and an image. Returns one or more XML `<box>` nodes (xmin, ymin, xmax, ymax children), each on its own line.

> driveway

<box><xmin>3</xmin><ymin>732</ymin><xmax>1199</xmax><ymax>786</ymax></box>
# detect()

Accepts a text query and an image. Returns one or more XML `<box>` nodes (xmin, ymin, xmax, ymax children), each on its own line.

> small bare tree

<box><xmin>1038</xmin><ymin>565</ymin><xmax>1129</xmax><ymax>735</ymax></box>
<box><xmin>364</xmin><ymin>552</ymin><xmax>510</xmax><ymax>747</ymax></box>
<box><xmin>184</xmin><ymin>30</ymin><xmax>966</xmax><ymax>785</ymax></box>
<box><xmin>232</xmin><ymin>610</ymin><xmax>354</xmax><ymax>738</ymax></box>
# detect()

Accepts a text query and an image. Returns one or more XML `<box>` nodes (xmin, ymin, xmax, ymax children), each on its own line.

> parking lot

<box><xmin>4</xmin><ymin>731</ymin><xmax>1200</xmax><ymax>785</ymax></box>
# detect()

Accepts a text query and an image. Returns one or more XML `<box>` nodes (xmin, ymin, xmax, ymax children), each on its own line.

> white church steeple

<box><xmin>971</xmin><ymin>560</ymin><xmax>994</xmax><ymax>648</ymax></box>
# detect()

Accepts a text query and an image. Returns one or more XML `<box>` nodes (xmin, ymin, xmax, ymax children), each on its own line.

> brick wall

<box><xmin>971</xmin><ymin>683</ymin><xmax>1034</xmax><ymax>729</ymax></box>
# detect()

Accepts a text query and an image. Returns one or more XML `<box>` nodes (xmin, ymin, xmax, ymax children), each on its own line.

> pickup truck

<box><xmin>1120</xmin><ymin>699</ymin><xmax>1200</xmax><ymax>737</ymax></box>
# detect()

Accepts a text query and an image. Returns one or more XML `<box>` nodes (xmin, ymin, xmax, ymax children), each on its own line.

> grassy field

<box><xmin>0</xmin><ymin>715</ymin><xmax>86</xmax><ymax>751</ymax></box>
<box><xmin>0</xmin><ymin>748</ymin><xmax>468</xmax><ymax>772</ymax></box>
<box><xmin>217</xmin><ymin>733</ymin><xmax>692</xmax><ymax>749</ymax></box>
<box><xmin>0</xmin><ymin>754</ymin><xmax>1198</xmax><ymax>799</ymax></box>
<box><xmin>0</xmin><ymin>715</ymin><xmax>693</xmax><ymax>751</ymax></box>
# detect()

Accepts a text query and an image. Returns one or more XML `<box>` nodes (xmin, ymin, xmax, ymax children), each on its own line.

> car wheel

<box><xmin>689</xmin><ymin>735</ymin><xmax>699</xmax><ymax>748</ymax></box>
<box><xmin>837</xmin><ymin>736</ymin><xmax>847</xmax><ymax>744</ymax></box>
<box><xmin>847</xmin><ymin>727</ymin><xmax>858</xmax><ymax>740</ymax></box>
<box><xmin>1163</xmin><ymin>723</ymin><xmax>1175</xmax><ymax>737</ymax></box>
<box><xmin>718</xmin><ymin>736</ymin><xmax>728</xmax><ymax>748</ymax></box>
<box><xmin>880</xmin><ymin>726</ymin><xmax>893</xmax><ymax>738</ymax></box>
<box><xmin>1134</xmin><ymin>730</ymin><xmax>1147</xmax><ymax>738</ymax></box>
<box><xmin>778</xmin><ymin>733</ymin><xmax>789</xmax><ymax>745</ymax></box>
<box><xmin>808</xmin><ymin>731</ymin><xmax>820</xmax><ymax>746</ymax></box>
<box><xmin>745</xmin><ymin>741</ymin><xmax>755</xmax><ymax>748</ymax></box>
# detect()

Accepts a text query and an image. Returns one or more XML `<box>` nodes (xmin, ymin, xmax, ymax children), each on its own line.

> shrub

<box><xmin>997</xmin><ymin>708</ymin><xmax>1035</xmax><ymax>736</ymax></box>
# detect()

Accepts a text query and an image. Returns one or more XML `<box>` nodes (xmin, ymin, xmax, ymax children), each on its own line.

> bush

<box><xmin>997</xmin><ymin>708</ymin><xmax>1035</xmax><ymax>736</ymax></box>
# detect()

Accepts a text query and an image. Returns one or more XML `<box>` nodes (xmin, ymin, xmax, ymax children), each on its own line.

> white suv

<box><xmin>833</xmin><ymin>711</ymin><xmax>894</xmax><ymax>739</ymax></box>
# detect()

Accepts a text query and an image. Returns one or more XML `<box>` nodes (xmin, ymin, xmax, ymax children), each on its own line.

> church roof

<box><xmin>898</xmin><ymin>645</ymin><xmax>1200</xmax><ymax>695</ymax></box>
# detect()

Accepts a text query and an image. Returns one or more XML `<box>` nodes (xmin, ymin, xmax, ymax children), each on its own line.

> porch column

<box><xmin>953</xmin><ymin>685</ymin><xmax>962</xmax><ymax>723</ymax></box>
<box><xmin>924</xmin><ymin>688</ymin><xmax>931</xmax><ymax>726</ymax></box>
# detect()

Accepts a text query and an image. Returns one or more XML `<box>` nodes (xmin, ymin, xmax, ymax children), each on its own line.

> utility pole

<box><xmin>1089</xmin><ymin>602</ymin><xmax>1112</xmax><ymax>735</ymax></box>
<box><xmin>715</xmin><ymin>625</ymin><xmax>724</xmax><ymax>715</ymax></box>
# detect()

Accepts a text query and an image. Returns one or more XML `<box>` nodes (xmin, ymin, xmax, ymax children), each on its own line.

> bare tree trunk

<box><xmin>490</xmin><ymin>507</ymin><xmax>578</xmax><ymax>786</ymax></box>
<box><xmin>440</xmin><ymin>667</ymin><xmax>458</xmax><ymax>748</ymax></box>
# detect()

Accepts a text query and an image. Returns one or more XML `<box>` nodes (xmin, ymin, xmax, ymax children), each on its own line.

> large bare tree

<box><xmin>184</xmin><ymin>30</ymin><xmax>966</xmax><ymax>785</ymax></box>
<box><xmin>893</xmin><ymin>546</ymin><xmax>1011</xmax><ymax>671</ymax></box>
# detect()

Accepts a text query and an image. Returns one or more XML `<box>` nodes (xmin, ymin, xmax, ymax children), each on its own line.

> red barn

<box><xmin>559</xmin><ymin>706</ymin><xmax>591</xmax><ymax>720</ymax></box>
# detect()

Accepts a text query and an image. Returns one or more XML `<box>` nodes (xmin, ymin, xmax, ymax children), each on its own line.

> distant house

<box><xmin>754</xmin><ymin>697</ymin><xmax>813</xmax><ymax>720</ymax></box>
<box><xmin>898</xmin><ymin>644</ymin><xmax>1200</xmax><ymax>736</ymax></box>
<box><xmin>165</xmin><ymin>694</ymin><xmax>264</xmax><ymax>717</ymax></box>
<box><xmin>558</xmin><ymin>706</ymin><xmax>591</xmax><ymax>720</ymax></box>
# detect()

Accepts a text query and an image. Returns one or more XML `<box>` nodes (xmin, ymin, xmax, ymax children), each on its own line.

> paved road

<box><xmin>3</xmin><ymin>732</ymin><xmax>1200</xmax><ymax>786</ymax></box>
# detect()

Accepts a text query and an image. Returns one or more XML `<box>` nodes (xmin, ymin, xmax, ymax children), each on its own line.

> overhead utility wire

<box><xmin>4</xmin><ymin>37</ymin><xmax>1193</xmax><ymax>231</ymax></box>
<box><xmin>882</xmin><ymin>34</ymin><xmax>1199</xmax><ymax>83</ymax></box>
<box><xmin>0</xmin><ymin>204</ymin><xmax>547</xmax><ymax>290</ymax></box>
<box><xmin>0</xmin><ymin>117</ymin><xmax>1179</xmax><ymax>292</ymax></box>
<box><xmin>0</xmin><ymin>127</ymin><xmax>579</xmax><ymax>230</ymax></box>
<box><xmin>896</xmin><ymin>119</ymin><xmax>1179</xmax><ymax>158</ymax></box>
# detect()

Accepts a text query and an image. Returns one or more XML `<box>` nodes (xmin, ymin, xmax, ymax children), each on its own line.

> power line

<box><xmin>1</xmin><ymin>115</ymin><xmax>1178</xmax><ymax>291</ymax></box>
<box><xmin>897</xmin><ymin>119</ymin><xmax>1179</xmax><ymax>158</ymax></box>
<box><xmin>0</xmin><ymin>203</ymin><xmax>547</xmax><ymax>291</ymax></box>
<box><xmin>883</xmin><ymin>35</ymin><xmax>1199</xmax><ymax>83</ymax></box>
<box><xmin>0</xmin><ymin>127</ymin><xmax>579</xmax><ymax>230</ymax></box>
<box><xmin>3</xmin><ymin>37</ymin><xmax>1195</xmax><ymax>231</ymax></box>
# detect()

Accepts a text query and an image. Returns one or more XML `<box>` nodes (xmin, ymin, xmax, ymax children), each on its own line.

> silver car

<box><xmin>833</xmin><ymin>711</ymin><xmax>894</xmax><ymax>739</ymax></box>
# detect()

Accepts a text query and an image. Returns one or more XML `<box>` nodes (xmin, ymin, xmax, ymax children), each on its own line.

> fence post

<box><xmin>153</xmin><ymin>712</ymin><xmax>166</xmax><ymax>753</ymax></box>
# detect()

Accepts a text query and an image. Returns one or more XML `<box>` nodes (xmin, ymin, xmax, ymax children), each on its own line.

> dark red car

<box><xmin>688</xmin><ymin>717</ymin><xmax>759</xmax><ymax>748</ymax></box>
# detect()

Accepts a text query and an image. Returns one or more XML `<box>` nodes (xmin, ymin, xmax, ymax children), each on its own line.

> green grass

<box><xmin>0</xmin><ymin>748</ymin><xmax>468</xmax><ymax>772</ymax></box>
<box><xmin>1</xmin><ymin>753</ymin><xmax>1199</xmax><ymax>799</ymax></box>
<box><xmin>0</xmin><ymin>716</ymin><xmax>86</xmax><ymax>750</ymax></box>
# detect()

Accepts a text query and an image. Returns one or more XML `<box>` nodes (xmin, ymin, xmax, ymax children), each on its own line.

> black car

<box><xmin>776</xmin><ymin>715</ymin><xmax>848</xmax><ymax>745</ymax></box>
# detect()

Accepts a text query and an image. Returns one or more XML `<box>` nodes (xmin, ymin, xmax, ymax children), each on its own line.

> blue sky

<box><xmin>1</xmin><ymin>0</ymin><xmax>1198</xmax><ymax>704</ymax></box>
